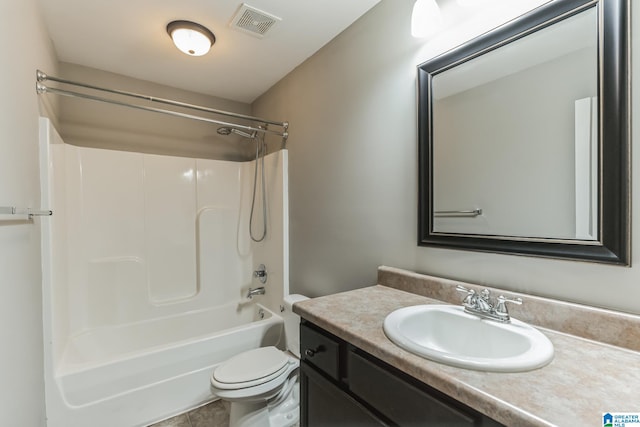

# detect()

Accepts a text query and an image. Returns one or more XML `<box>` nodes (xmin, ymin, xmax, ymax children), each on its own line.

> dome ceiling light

<box><xmin>166</xmin><ymin>20</ymin><xmax>216</xmax><ymax>56</ymax></box>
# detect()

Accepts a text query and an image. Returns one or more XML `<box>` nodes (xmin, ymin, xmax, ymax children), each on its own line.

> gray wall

<box><xmin>57</xmin><ymin>63</ymin><xmax>255</xmax><ymax>161</ymax></box>
<box><xmin>0</xmin><ymin>0</ymin><xmax>58</xmax><ymax>425</ymax></box>
<box><xmin>253</xmin><ymin>0</ymin><xmax>640</xmax><ymax>315</ymax></box>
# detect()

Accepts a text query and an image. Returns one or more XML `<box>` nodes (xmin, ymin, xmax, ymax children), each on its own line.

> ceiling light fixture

<box><xmin>411</xmin><ymin>0</ymin><xmax>443</xmax><ymax>38</ymax></box>
<box><xmin>167</xmin><ymin>20</ymin><xmax>216</xmax><ymax>56</ymax></box>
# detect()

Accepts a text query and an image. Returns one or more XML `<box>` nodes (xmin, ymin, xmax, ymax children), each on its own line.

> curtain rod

<box><xmin>35</xmin><ymin>70</ymin><xmax>289</xmax><ymax>141</ymax></box>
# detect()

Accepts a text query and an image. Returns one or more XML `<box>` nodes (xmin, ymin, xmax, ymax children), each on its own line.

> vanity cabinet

<box><xmin>300</xmin><ymin>321</ymin><xmax>503</xmax><ymax>427</ymax></box>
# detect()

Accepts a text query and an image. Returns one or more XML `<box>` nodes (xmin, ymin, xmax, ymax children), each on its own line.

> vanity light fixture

<box><xmin>411</xmin><ymin>0</ymin><xmax>443</xmax><ymax>38</ymax></box>
<box><xmin>167</xmin><ymin>20</ymin><xmax>216</xmax><ymax>56</ymax></box>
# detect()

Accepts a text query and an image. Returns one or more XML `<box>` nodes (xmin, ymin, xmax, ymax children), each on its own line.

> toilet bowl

<box><xmin>210</xmin><ymin>294</ymin><xmax>308</xmax><ymax>427</ymax></box>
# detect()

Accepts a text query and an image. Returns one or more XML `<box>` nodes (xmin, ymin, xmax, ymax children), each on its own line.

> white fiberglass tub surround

<box><xmin>39</xmin><ymin>118</ymin><xmax>290</xmax><ymax>427</ymax></box>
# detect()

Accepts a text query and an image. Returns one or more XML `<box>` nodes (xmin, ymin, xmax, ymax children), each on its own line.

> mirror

<box><xmin>417</xmin><ymin>0</ymin><xmax>630</xmax><ymax>265</ymax></box>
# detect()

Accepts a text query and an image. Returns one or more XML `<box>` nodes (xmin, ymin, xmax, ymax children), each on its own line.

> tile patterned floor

<box><xmin>149</xmin><ymin>400</ymin><xmax>230</xmax><ymax>427</ymax></box>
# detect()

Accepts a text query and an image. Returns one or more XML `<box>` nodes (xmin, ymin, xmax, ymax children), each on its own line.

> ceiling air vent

<box><xmin>230</xmin><ymin>4</ymin><xmax>281</xmax><ymax>38</ymax></box>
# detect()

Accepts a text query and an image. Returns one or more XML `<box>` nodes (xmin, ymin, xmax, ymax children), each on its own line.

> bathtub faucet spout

<box><xmin>247</xmin><ymin>287</ymin><xmax>266</xmax><ymax>299</ymax></box>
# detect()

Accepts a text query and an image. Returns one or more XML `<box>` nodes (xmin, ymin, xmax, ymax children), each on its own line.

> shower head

<box><xmin>233</xmin><ymin>129</ymin><xmax>257</xmax><ymax>139</ymax></box>
<box><xmin>217</xmin><ymin>126</ymin><xmax>257</xmax><ymax>139</ymax></box>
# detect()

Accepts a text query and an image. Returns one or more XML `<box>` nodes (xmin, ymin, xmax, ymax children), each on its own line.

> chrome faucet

<box><xmin>456</xmin><ymin>285</ymin><xmax>522</xmax><ymax>322</ymax></box>
<box><xmin>247</xmin><ymin>286</ymin><xmax>266</xmax><ymax>299</ymax></box>
<box><xmin>475</xmin><ymin>289</ymin><xmax>493</xmax><ymax>312</ymax></box>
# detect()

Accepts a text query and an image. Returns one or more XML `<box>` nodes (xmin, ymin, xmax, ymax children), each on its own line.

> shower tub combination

<box><xmin>39</xmin><ymin>118</ymin><xmax>289</xmax><ymax>427</ymax></box>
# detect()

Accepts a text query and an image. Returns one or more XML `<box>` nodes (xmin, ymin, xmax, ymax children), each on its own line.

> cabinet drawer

<box><xmin>348</xmin><ymin>349</ymin><xmax>478</xmax><ymax>426</ymax></box>
<box><xmin>300</xmin><ymin>323</ymin><xmax>340</xmax><ymax>381</ymax></box>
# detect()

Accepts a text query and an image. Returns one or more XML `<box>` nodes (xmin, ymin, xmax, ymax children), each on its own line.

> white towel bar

<box><xmin>0</xmin><ymin>206</ymin><xmax>53</xmax><ymax>218</ymax></box>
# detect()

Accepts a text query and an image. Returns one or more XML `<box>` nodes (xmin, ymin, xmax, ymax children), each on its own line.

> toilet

<box><xmin>210</xmin><ymin>294</ymin><xmax>308</xmax><ymax>427</ymax></box>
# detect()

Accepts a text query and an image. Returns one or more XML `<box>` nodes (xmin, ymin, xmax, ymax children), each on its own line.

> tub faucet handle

<box><xmin>253</xmin><ymin>264</ymin><xmax>267</xmax><ymax>284</ymax></box>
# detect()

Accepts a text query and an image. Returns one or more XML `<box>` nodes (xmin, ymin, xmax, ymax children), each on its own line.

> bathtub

<box><xmin>45</xmin><ymin>302</ymin><xmax>283</xmax><ymax>427</ymax></box>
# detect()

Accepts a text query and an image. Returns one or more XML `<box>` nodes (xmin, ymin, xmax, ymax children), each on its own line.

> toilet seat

<box><xmin>212</xmin><ymin>347</ymin><xmax>290</xmax><ymax>390</ymax></box>
<box><xmin>210</xmin><ymin>297</ymin><xmax>307</xmax><ymax>427</ymax></box>
<box><xmin>211</xmin><ymin>346</ymin><xmax>299</xmax><ymax>399</ymax></box>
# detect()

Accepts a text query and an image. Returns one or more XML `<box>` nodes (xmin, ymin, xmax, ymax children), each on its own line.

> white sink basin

<box><xmin>383</xmin><ymin>305</ymin><xmax>554</xmax><ymax>372</ymax></box>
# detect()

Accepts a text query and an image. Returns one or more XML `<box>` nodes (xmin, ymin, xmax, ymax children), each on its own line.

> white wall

<box><xmin>251</xmin><ymin>150</ymin><xmax>289</xmax><ymax>312</ymax></box>
<box><xmin>252</xmin><ymin>0</ymin><xmax>640</xmax><ymax>315</ymax></box>
<box><xmin>0</xmin><ymin>0</ymin><xmax>58</xmax><ymax>425</ymax></box>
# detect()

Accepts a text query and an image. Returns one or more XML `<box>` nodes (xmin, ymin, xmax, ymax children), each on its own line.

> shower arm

<box><xmin>36</xmin><ymin>70</ymin><xmax>289</xmax><ymax>143</ymax></box>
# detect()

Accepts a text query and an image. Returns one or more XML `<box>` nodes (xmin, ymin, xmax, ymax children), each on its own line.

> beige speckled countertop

<box><xmin>294</xmin><ymin>275</ymin><xmax>640</xmax><ymax>427</ymax></box>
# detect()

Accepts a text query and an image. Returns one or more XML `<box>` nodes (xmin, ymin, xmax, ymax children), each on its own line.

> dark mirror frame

<box><xmin>417</xmin><ymin>0</ymin><xmax>630</xmax><ymax>265</ymax></box>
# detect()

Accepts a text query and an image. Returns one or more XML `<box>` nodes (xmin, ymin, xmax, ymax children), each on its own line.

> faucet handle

<box><xmin>456</xmin><ymin>285</ymin><xmax>477</xmax><ymax>308</ymax></box>
<box><xmin>494</xmin><ymin>295</ymin><xmax>523</xmax><ymax>320</ymax></box>
<box><xmin>456</xmin><ymin>285</ymin><xmax>472</xmax><ymax>294</ymax></box>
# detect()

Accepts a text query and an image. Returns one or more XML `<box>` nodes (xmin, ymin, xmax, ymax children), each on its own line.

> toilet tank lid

<box><xmin>284</xmin><ymin>294</ymin><xmax>308</xmax><ymax>310</ymax></box>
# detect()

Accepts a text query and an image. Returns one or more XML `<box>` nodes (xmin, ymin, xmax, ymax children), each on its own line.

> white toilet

<box><xmin>210</xmin><ymin>294</ymin><xmax>308</xmax><ymax>427</ymax></box>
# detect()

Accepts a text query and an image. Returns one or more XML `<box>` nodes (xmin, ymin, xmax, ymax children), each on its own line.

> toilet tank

<box><xmin>283</xmin><ymin>294</ymin><xmax>308</xmax><ymax>358</ymax></box>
